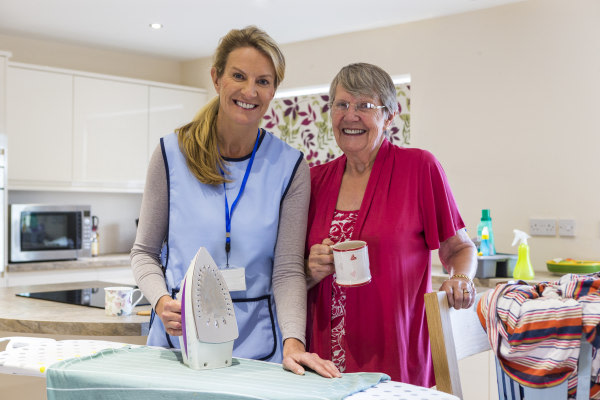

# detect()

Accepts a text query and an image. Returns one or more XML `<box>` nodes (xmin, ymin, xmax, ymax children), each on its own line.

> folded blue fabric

<box><xmin>46</xmin><ymin>346</ymin><xmax>390</xmax><ymax>400</ymax></box>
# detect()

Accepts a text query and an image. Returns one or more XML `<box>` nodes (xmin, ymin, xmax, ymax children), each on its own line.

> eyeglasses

<box><xmin>330</xmin><ymin>100</ymin><xmax>387</xmax><ymax>114</ymax></box>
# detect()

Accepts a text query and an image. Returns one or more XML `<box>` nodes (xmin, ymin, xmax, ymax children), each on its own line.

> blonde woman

<box><xmin>131</xmin><ymin>26</ymin><xmax>339</xmax><ymax>378</ymax></box>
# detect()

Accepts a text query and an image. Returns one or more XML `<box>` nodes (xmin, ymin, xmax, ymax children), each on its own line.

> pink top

<box><xmin>328</xmin><ymin>210</ymin><xmax>359</xmax><ymax>372</ymax></box>
<box><xmin>306</xmin><ymin>139</ymin><xmax>465</xmax><ymax>386</ymax></box>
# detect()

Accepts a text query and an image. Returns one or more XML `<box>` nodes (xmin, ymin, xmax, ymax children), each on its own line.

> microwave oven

<box><xmin>9</xmin><ymin>204</ymin><xmax>93</xmax><ymax>263</ymax></box>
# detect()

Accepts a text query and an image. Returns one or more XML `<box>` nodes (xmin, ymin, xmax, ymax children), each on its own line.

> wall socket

<box><xmin>529</xmin><ymin>218</ymin><xmax>556</xmax><ymax>236</ymax></box>
<box><xmin>558</xmin><ymin>219</ymin><xmax>576</xmax><ymax>237</ymax></box>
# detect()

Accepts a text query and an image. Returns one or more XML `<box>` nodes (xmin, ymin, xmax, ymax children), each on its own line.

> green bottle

<box><xmin>477</xmin><ymin>209</ymin><xmax>496</xmax><ymax>256</ymax></box>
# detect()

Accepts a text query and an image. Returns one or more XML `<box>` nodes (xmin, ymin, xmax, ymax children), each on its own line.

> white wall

<box><xmin>2</xmin><ymin>0</ymin><xmax>599</xmax><ymax>270</ymax></box>
<box><xmin>185</xmin><ymin>0</ymin><xmax>600</xmax><ymax>271</ymax></box>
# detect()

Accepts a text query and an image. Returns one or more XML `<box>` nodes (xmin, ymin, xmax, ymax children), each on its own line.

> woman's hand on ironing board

<box><xmin>306</xmin><ymin>238</ymin><xmax>335</xmax><ymax>289</ymax></box>
<box><xmin>156</xmin><ymin>295</ymin><xmax>182</xmax><ymax>336</ymax></box>
<box><xmin>282</xmin><ymin>338</ymin><xmax>341</xmax><ymax>378</ymax></box>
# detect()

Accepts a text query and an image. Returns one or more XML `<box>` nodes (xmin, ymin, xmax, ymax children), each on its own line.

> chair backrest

<box><xmin>424</xmin><ymin>291</ymin><xmax>491</xmax><ymax>398</ymax></box>
<box><xmin>425</xmin><ymin>290</ymin><xmax>594</xmax><ymax>400</ymax></box>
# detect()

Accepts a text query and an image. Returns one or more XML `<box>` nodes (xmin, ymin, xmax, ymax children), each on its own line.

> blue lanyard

<box><xmin>221</xmin><ymin>129</ymin><xmax>260</xmax><ymax>267</ymax></box>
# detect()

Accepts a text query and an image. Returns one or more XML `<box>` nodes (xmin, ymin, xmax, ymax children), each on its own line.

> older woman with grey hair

<box><xmin>305</xmin><ymin>62</ymin><xmax>477</xmax><ymax>386</ymax></box>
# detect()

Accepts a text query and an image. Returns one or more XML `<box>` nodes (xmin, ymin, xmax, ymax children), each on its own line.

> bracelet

<box><xmin>450</xmin><ymin>274</ymin><xmax>473</xmax><ymax>285</ymax></box>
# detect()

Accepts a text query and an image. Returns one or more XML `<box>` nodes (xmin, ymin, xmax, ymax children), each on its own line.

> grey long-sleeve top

<box><xmin>130</xmin><ymin>144</ymin><xmax>310</xmax><ymax>345</ymax></box>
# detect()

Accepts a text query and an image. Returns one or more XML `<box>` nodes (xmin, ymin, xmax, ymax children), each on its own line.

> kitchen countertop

<box><xmin>431</xmin><ymin>264</ymin><xmax>559</xmax><ymax>291</ymax></box>
<box><xmin>6</xmin><ymin>253</ymin><xmax>131</xmax><ymax>273</ymax></box>
<box><xmin>8</xmin><ymin>255</ymin><xmax>560</xmax><ymax>286</ymax></box>
<box><xmin>0</xmin><ymin>281</ymin><xmax>150</xmax><ymax>336</ymax></box>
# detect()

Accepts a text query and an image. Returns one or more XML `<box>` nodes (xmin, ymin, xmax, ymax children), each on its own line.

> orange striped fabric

<box><xmin>477</xmin><ymin>272</ymin><xmax>600</xmax><ymax>399</ymax></box>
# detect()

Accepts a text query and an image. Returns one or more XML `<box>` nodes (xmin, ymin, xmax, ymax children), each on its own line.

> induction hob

<box><xmin>16</xmin><ymin>286</ymin><xmax>150</xmax><ymax>309</ymax></box>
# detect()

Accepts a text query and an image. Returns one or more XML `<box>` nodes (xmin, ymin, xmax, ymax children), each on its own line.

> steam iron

<box><xmin>176</xmin><ymin>247</ymin><xmax>238</xmax><ymax>370</ymax></box>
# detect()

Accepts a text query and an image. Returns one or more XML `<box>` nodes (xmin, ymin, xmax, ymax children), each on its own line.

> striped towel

<box><xmin>477</xmin><ymin>272</ymin><xmax>600</xmax><ymax>399</ymax></box>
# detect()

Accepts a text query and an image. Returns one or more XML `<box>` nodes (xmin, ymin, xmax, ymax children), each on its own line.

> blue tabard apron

<box><xmin>146</xmin><ymin>130</ymin><xmax>303</xmax><ymax>363</ymax></box>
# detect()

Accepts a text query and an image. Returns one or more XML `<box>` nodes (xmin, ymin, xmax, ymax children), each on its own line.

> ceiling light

<box><xmin>149</xmin><ymin>23</ymin><xmax>163</xmax><ymax>30</ymax></box>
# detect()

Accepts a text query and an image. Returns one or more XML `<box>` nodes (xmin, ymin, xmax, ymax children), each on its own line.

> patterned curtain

<box><xmin>262</xmin><ymin>84</ymin><xmax>410</xmax><ymax>167</ymax></box>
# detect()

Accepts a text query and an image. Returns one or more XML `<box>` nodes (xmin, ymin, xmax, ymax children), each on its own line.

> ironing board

<box><xmin>45</xmin><ymin>346</ymin><xmax>459</xmax><ymax>400</ymax></box>
<box><xmin>0</xmin><ymin>338</ymin><xmax>458</xmax><ymax>400</ymax></box>
<box><xmin>0</xmin><ymin>337</ymin><xmax>141</xmax><ymax>376</ymax></box>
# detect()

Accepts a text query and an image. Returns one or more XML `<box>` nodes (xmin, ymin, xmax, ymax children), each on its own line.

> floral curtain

<box><xmin>262</xmin><ymin>84</ymin><xmax>410</xmax><ymax>167</ymax></box>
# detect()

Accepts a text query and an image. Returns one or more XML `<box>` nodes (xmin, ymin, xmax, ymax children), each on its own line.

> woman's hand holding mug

<box><xmin>306</xmin><ymin>238</ymin><xmax>335</xmax><ymax>288</ymax></box>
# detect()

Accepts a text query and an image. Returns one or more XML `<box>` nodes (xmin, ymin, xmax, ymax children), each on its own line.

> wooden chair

<box><xmin>424</xmin><ymin>291</ymin><xmax>490</xmax><ymax>398</ymax></box>
<box><xmin>424</xmin><ymin>291</ymin><xmax>593</xmax><ymax>400</ymax></box>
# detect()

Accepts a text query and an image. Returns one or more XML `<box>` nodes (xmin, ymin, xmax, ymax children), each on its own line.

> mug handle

<box><xmin>131</xmin><ymin>289</ymin><xmax>144</xmax><ymax>308</ymax></box>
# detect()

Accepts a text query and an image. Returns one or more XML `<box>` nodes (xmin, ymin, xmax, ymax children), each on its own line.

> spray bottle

<box><xmin>512</xmin><ymin>229</ymin><xmax>534</xmax><ymax>280</ymax></box>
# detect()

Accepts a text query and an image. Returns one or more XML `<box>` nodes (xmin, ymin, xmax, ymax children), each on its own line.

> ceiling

<box><xmin>0</xmin><ymin>0</ymin><xmax>523</xmax><ymax>61</ymax></box>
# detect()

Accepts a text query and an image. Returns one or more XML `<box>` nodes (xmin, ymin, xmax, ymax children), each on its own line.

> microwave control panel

<box><xmin>81</xmin><ymin>210</ymin><xmax>92</xmax><ymax>251</ymax></box>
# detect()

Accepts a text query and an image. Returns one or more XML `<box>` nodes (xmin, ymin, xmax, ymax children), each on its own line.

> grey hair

<box><xmin>329</xmin><ymin>63</ymin><xmax>398</xmax><ymax>115</ymax></box>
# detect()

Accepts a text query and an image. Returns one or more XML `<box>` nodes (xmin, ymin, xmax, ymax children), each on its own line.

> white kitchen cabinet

<box><xmin>0</xmin><ymin>51</ymin><xmax>10</xmax><ymax>135</ymax></box>
<box><xmin>73</xmin><ymin>76</ymin><xmax>149</xmax><ymax>190</ymax></box>
<box><xmin>6</xmin><ymin>66</ymin><xmax>74</xmax><ymax>185</ymax></box>
<box><xmin>0</xmin><ymin>52</ymin><xmax>9</xmax><ymax>281</ymax></box>
<box><xmin>5</xmin><ymin>62</ymin><xmax>206</xmax><ymax>192</ymax></box>
<box><xmin>148</xmin><ymin>86</ymin><xmax>205</xmax><ymax>159</ymax></box>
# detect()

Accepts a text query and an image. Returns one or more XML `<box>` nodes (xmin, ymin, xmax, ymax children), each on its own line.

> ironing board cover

<box><xmin>46</xmin><ymin>346</ymin><xmax>390</xmax><ymax>400</ymax></box>
<box><xmin>0</xmin><ymin>338</ymin><xmax>138</xmax><ymax>377</ymax></box>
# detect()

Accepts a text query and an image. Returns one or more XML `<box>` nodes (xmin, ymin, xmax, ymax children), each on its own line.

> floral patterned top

<box><xmin>328</xmin><ymin>209</ymin><xmax>359</xmax><ymax>372</ymax></box>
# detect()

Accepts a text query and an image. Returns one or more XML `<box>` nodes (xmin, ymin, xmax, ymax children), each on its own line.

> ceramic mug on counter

<box><xmin>104</xmin><ymin>287</ymin><xmax>143</xmax><ymax>316</ymax></box>
<box><xmin>331</xmin><ymin>240</ymin><xmax>371</xmax><ymax>287</ymax></box>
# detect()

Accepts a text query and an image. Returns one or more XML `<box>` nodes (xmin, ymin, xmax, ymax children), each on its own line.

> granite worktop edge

<box><xmin>6</xmin><ymin>254</ymin><xmax>131</xmax><ymax>272</ymax></box>
<box><xmin>0</xmin><ymin>281</ymin><xmax>150</xmax><ymax>336</ymax></box>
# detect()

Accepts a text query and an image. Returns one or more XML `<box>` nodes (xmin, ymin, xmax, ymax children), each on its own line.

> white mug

<box><xmin>331</xmin><ymin>240</ymin><xmax>371</xmax><ymax>287</ymax></box>
<box><xmin>104</xmin><ymin>286</ymin><xmax>143</xmax><ymax>316</ymax></box>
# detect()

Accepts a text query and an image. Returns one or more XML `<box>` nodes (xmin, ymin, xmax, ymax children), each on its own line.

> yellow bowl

<box><xmin>546</xmin><ymin>259</ymin><xmax>600</xmax><ymax>274</ymax></box>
